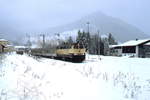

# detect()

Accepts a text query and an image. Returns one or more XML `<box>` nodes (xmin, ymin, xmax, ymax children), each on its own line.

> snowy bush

<box><xmin>112</xmin><ymin>72</ymin><xmax>142</xmax><ymax>99</ymax></box>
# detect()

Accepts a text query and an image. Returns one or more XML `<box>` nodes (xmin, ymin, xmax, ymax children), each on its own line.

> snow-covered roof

<box><xmin>0</xmin><ymin>39</ymin><xmax>8</xmax><ymax>42</ymax></box>
<box><xmin>14</xmin><ymin>46</ymin><xmax>27</xmax><ymax>49</ymax></box>
<box><xmin>6</xmin><ymin>45</ymin><xmax>14</xmax><ymax>47</ymax></box>
<box><xmin>101</xmin><ymin>34</ymin><xmax>108</xmax><ymax>39</ymax></box>
<box><xmin>109</xmin><ymin>45</ymin><xmax>119</xmax><ymax>48</ymax></box>
<box><xmin>30</xmin><ymin>44</ymin><xmax>41</xmax><ymax>49</ymax></box>
<box><xmin>111</xmin><ymin>39</ymin><xmax>150</xmax><ymax>48</ymax></box>
<box><xmin>145</xmin><ymin>42</ymin><xmax>150</xmax><ymax>45</ymax></box>
<box><xmin>120</xmin><ymin>39</ymin><xmax>150</xmax><ymax>46</ymax></box>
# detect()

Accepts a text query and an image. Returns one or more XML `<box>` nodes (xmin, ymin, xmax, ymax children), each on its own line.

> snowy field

<box><xmin>0</xmin><ymin>53</ymin><xmax>150</xmax><ymax>100</ymax></box>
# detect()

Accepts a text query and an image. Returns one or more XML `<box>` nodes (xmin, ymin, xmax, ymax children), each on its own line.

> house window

<box><xmin>122</xmin><ymin>46</ymin><xmax>136</xmax><ymax>53</ymax></box>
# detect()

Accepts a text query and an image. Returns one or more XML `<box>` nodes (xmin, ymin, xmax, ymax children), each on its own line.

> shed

<box><xmin>110</xmin><ymin>39</ymin><xmax>150</xmax><ymax>58</ymax></box>
<box><xmin>0</xmin><ymin>39</ymin><xmax>9</xmax><ymax>53</ymax></box>
<box><xmin>0</xmin><ymin>44</ymin><xmax>5</xmax><ymax>53</ymax></box>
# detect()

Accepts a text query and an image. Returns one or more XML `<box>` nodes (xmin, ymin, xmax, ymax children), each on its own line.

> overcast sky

<box><xmin>0</xmin><ymin>0</ymin><xmax>150</xmax><ymax>34</ymax></box>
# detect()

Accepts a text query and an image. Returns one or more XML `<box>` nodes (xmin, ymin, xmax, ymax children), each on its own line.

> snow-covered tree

<box><xmin>108</xmin><ymin>33</ymin><xmax>117</xmax><ymax>45</ymax></box>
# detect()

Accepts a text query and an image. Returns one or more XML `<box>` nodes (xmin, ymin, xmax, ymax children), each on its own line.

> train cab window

<box><xmin>74</xmin><ymin>43</ymin><xmax>84</xmax><ymax>49</ymax></box>
<box><xmin>79</xmin><ymin>44</ymin><xmax>84</xmax><ymax>49</ymax></box>
<box><xmin>74</xmin><ymin>43</ymin><xmax>79</xmax><ymax>49</ymax></box>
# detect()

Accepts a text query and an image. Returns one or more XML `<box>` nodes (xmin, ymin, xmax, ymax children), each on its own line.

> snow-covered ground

<box><xmin>0</xmin><ymin>53</ymin><xmax>150</xmax><ymax>100</ymax></box>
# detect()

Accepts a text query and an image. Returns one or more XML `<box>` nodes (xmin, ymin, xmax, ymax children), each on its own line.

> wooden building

<box><xmin>0</xmin><ymin>44</ymin><xmax>5</xmax><ymax>52</ymax></box>
<box><xmin>0</xmin><ymin>39</ymin><xmax>10</xmax><ymax>53</ymax></box>
<box><xmin>110</xmin><ymin>39</ymin><xmax>150</xmax><ymax>58</ymax></box>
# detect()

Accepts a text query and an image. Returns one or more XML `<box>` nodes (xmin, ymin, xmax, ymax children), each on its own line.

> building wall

<box><xmin>110</xmin><ymin>48</ymin><xmax>122</xmax><ymax>56</ymax></box>
<box><xmin>138</xmin><ymin>45</ymin><xmax>145</xmax><ymax>58</ymax></box>
<box><xmin>0</xmin><ymin>41</ymin><xmax>8</xmax><ymax>46</ymax></box>
<box><xmin>0</xmin><ymin>45</ymin><xmax>4</xmax><ymax>53</ymax></box>
<box><xmin>0</xmin><ymin>40</ymin><xmax>12</xmax><ymax>53</ymax></box>
<box><xmin>143</xmin><ymin>45</ymin><xmax>150</xmax><ymax>58</ymax></box>
<box><xmin>0</xmin><ymin>45</ymin><xmax>2</xmax><ymax>52</ymax></box>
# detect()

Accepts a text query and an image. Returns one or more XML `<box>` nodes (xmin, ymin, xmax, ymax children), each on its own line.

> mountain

<box><xmin>0</xmin><ymin>11</ymin><xmax>149</xmax><ymax>43</ymax></box>
<box><xmin>46</xmin><ymin>11</ymin><xmax>149</xmax><ymax>42</ymax></box>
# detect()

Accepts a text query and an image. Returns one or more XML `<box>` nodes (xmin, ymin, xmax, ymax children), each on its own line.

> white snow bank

<box><xmin>0</xmin><ymin>53</ymin><xmax>150</xmax><ymax>100</ymax></box>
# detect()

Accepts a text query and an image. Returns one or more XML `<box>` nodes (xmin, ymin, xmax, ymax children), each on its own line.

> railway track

<box><xmin>30</xmin><ymin>53</ymin><xmax>85</xmax><ymax>63</ymax></box>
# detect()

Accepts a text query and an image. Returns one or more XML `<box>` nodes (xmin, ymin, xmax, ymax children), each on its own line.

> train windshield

<box><xmin>56</xmin><ymin>42</ymin><xmax>84</xmax><ymax>49</ymax></box>
<box><xmin>73</xmin><ymin>43</ymin><xmax>84</xmax><ymax>49</ymax></box>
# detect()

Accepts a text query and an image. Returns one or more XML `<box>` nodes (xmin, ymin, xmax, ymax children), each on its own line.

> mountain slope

<box><xmin>46</xmin><ymin>11</ymin><xmax>149</xmax><ymax>42</ymax></box>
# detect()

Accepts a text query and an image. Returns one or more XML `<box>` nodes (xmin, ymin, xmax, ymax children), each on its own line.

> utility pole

<box><xmin>86</xmin><ymin>22</ymin><xmax>90</xmax><ymax>59</ymax></box>
<box><xmin>26</xmin><ymin>34</ymin><xmax>31</xmax><ymax>49</ymax></box>
<box><xmin>55</xmin><ymin>33</ymin><xmax>60</xmax><ymax>46</ymax></box>
<box><xmin>86</xmin><ymin>22</ymin><xmax>90</xmax><ymax>50</ymax></box>
<box><xmin>97</xmin><ymin>30</ymin><xmax>100</xmax><ymax>55</ymax></box>
<box><xmin>97</xmin><ymin>30</ymin><xmax>101</xmax><ymax>60</ymax></box>
<box><xmin>40</xmin><ymin>34</ymin><xmax>45</xmax><ymax>51</ymax></box>
<box><xmin>87</xmin><ymin>22</ymin><xmax>90</xmax><ymax>34</ymax></box>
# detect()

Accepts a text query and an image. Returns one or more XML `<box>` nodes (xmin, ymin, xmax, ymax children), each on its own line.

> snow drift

<box><xmin>0</xmin><ymin>53</ymin><xmax>150</xmax><ymax>100</ymax></box>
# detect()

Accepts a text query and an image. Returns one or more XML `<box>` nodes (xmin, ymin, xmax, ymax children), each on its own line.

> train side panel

<box><xmin>55</xmin><ymin>48</ymin><xmax>86</xmax><ymax>62</ymax></box>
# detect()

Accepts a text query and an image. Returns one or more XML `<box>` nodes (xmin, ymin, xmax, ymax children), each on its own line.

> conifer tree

<box><xmin>108</xmin><ymin>33</ymin><xmax>117</xmax><ymax>45</ymax></box>
<box><xmin>67</xmin><ymin>36</ymin><xmax>73</xmax><ymax>44</ymax></box>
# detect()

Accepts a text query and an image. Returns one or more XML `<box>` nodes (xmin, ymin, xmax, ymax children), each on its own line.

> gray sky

<box><xmin>0</xmin><ymin>0</ymin><xmax>150</xmax><ymax>34</ymax></box>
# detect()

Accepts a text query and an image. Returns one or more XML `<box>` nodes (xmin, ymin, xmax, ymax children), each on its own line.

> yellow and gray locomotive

<box><xmin>30</xmin><ymin>42</ymin><xmax>86</xmax><ymax>62</ymax></box>
<box><xmin>56</xmin><ymin>42</ymin><xmax>86</xmax><ymax>62</ymax></box>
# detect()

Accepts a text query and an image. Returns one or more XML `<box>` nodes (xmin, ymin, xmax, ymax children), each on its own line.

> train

<box><xmin>29</xmin><ymin>42</ymin><xmax>86</xmax><ymax>62</ymax></box>
<box><xmin>55</xmin><ymin>42</ymin><xmax>86</xmax><ymax>62</ymax></box>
